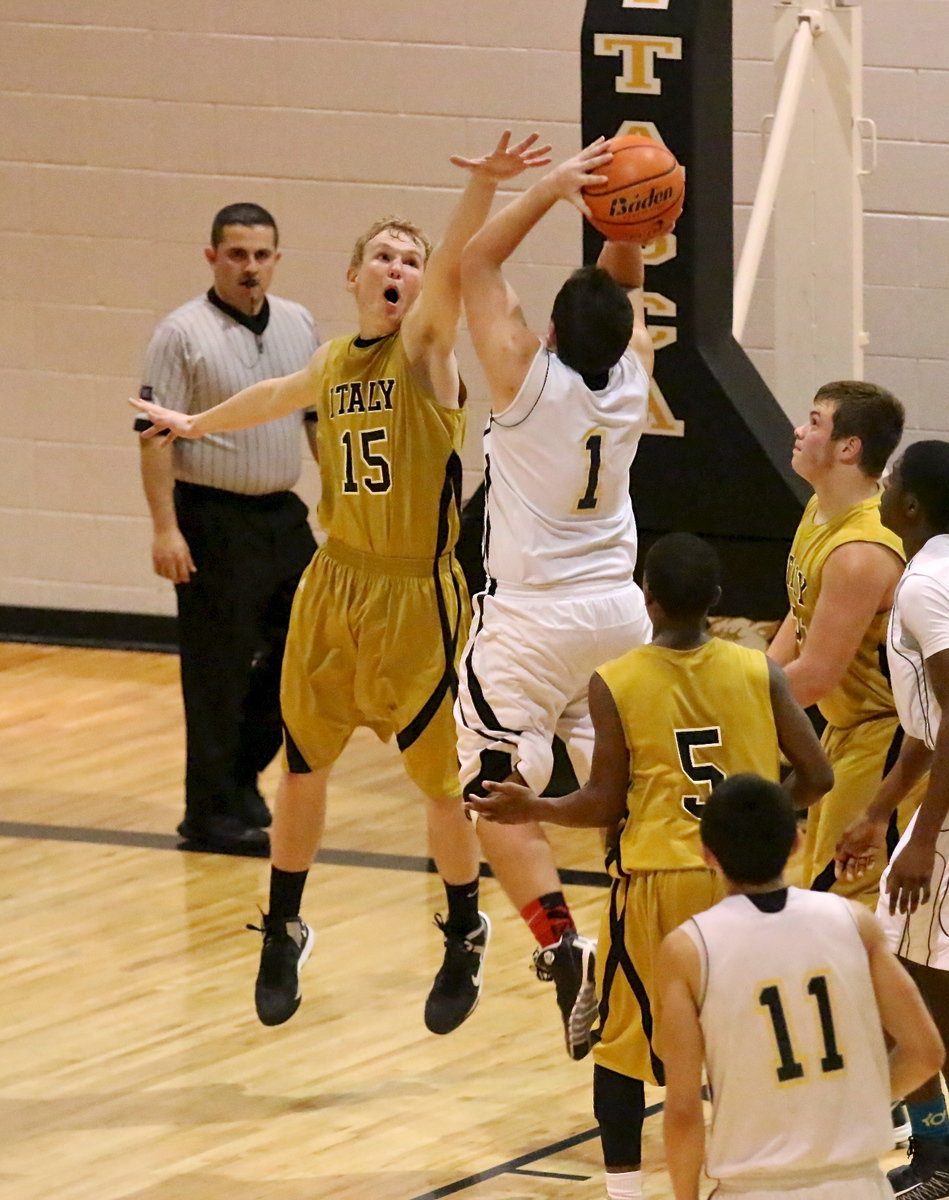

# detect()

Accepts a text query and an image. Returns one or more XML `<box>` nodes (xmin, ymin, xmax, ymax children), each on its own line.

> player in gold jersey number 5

<box><xmin>468</xmin><ymin>532</ymin><xmax>832</xmax><ymax>1200</ymax></box>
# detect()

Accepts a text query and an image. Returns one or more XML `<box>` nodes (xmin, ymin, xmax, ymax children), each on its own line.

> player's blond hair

<box><xmin>348</xmin><ymin>217</ymin><xmax>432</xmax><ymax>272</ymax></box>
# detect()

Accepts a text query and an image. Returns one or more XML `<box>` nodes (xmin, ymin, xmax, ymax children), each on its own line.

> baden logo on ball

<box><xmin>582</xmin><ymin>134</ymin><xmax>685</xmax><ymax>243</ymax></box>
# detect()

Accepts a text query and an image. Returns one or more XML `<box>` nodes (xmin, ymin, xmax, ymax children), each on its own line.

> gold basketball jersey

<box><xmin>786</xmin><ymin>494</ymin><xmax>904</xmax><ymax>728</ymax></box>
<box><xmin>599</xmin><ymin>639</ymin><xmax>780</xmax><ymax>874</ymax></box>
<box><xmin>315</xmin><ymin>332</ymin><xmax>466</xmax><ymax>560</ymax></box>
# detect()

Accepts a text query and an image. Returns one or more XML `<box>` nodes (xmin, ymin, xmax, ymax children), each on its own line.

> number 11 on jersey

<box><xmin>759</xmin><ymin>974</ymin><xmax>845</xmax><ymax>1084</ymax></box>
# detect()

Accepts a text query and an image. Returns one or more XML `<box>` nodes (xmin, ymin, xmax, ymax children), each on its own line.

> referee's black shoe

<box><xmin>238</xmin><ymin>784</ymin><xmax>273</xmax><ymax>829</ymax></box>
<box><xmin>177</xmin><ymin>813</ymin><xmax>270</xmax><ymax>857</ymax></box>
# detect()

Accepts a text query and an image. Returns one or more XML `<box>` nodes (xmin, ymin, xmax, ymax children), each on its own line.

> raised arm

<box><xmin>460</xmin><ymin>139</ymin><xmax>614</xmax><ymax>412</ymax></box>
<box><xmin>766</xmin><ymin>657</ymin><xmax>834</xmax><ymax>808</ymax></box>
<box><xmin>773</xmin><ymin>541</ymin><xmax>903</xmax><ymax>708</ymax></box>
<box><xmin>130</xmin><ymin>344</ymin><xmax>327</xmax><ymax>442</ymax></box>
<box><xmin>465</xmin><ymin>670</ymin><xmax>630</xmax><ymax>828</ymax></box>
<box><xmin>597</xmin><ymin>240</ymin><xmax>653</xmax><ymax>376</ymax></box>
<box><xmin>399</xmin><ymin>131</ymin><xmax>550</xmax><ymax>375</ymax></box>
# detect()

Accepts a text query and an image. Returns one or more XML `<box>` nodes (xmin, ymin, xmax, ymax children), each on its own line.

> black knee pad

<box><xmin>594</xmin><ymin>1064</ymin><xmax>645</xmax><ymax>1168</ymax></box>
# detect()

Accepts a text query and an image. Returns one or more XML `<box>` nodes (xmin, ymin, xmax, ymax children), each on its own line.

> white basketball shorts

<box><xmin>876</xmin><ymin>807</ymin><xmax>949</xmax><ymax>969</ymax></box>
<box><xmin>454</xmin><ymin>578</ymin><xmax>651</xmax><ymax>794</ymax></box>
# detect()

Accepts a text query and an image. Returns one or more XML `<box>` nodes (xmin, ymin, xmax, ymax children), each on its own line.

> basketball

<box><xmin>583</xmin><ymin>135</ymin><xmax>685</xmax><ymax>243</ymax></box>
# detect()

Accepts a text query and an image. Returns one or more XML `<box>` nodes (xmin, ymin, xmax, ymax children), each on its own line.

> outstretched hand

<box><xmin>129</xmin><ymin>396</ymin><xmax>196</xmax><ymax>443</ymax></box>
<box><xmin>450</xmin><ymin>130</ymin><xmax>552</xmax><ymax>183</ymax></box>
<box><xmin>544</xmin><ymin>137</ymin><xmax>614</xmax><ymax>218</ymax></box>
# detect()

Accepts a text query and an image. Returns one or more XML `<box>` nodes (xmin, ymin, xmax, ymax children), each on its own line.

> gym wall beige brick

<box><xmin>733</xmin><ymin>0</ymin><xmax>949</xmax><ymax>435</ymax></box>
<box><xmin>1</xmin><ymin>0</ymin><xmax>946</xmax><ymax>618</ymax></box>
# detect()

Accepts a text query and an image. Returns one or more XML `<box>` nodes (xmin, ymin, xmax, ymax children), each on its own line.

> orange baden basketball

<box><xmin>583</xmin><ymin>135</ymin><xmax>685</xmax><ymax>243</ymax></box>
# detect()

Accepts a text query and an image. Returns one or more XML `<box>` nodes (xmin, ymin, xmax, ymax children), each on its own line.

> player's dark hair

<box><xmin>700</xmin><ymin>774</ymin><xmax>797</xmax><ymax>885</ymax></box>
<box><xmin>211</xmin><ymin>203</ymin><xmax>279</xmax><ymax>248</ymax></box>
<box><xmin>815</xmin><ymin>380</ymin><xmax>904</xmax><ymax>478</ymax></box>
<box><xmin>643</xmin><ymin>533</ymin><xmax>721</xmax><ymax>620</ymax></box>
<box><xmin>899</xmin><ymin>440</ymin><xmax>949</xmax><ymax>530</ymax></box>
<box><xmin>551</xmin><ymin>266</ymin><xmax>633</xmax><ymax>381</ymax></box>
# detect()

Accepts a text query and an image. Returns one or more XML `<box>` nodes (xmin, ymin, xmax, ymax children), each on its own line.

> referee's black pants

<box><xmin>173</xmin><ymin>482</ymin><xmax>316</xmax><ymax>828</ymax></box>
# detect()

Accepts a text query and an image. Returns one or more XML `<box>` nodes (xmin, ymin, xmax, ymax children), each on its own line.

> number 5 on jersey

<box><xmin>675</xmin><ymin>727</ymin><xmax>726</xmax><ymax>818</ymax></box>
<box><xmin>341</xmin><ymin>427</ymin><xmax>392</xmax><ymax>494</ymax></box>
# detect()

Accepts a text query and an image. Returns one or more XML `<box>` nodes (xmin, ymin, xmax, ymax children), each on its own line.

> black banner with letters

<box><xmin>581</xmin><ymin>0</ymin><xmax>807</xmax><ymax>622</ymax></box>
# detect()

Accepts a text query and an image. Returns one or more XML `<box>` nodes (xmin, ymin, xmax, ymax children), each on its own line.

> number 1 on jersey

<box><xmin>577</xmin><ymin>434</ymin><xmax>602</xmax><ymax>510</ymax></box>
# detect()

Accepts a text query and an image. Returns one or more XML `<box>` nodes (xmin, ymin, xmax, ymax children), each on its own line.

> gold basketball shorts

<box><xmin>280</xmin><ymin>538</ymin><xmax>470</xmax><ymax>800</ymax></box>
<box><xmin>801</xmin><ymin>715</ymin><xmax>926</xmax><ymax>905</ymax></box>
<box><xmin>593</xmin><ymin>867</ymin><xmax>723</xmax><ymax>1085</ymax></box>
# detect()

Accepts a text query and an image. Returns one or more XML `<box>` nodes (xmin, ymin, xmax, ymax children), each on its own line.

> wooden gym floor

<box><xmin>0</xmin><ymin>643</ymin><xmax>907</xmax><ymax>1200</ymax></box>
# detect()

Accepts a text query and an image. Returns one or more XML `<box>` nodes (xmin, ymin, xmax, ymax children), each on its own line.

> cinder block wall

<box><xmin>735</xmin><ymin>0</ymin><xmax>949</xmax><ymax>435</ymax></box>
<box><xmin>1</xmin><ymin>1</ymin><xmax>946</xmax><ymax>619</ymax></box>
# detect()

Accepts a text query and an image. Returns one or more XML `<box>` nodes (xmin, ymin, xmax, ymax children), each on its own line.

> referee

<box><xmin>137</xmin><ymin>203</ymin><xmax>318</xmax><ymax>855</ymax></box>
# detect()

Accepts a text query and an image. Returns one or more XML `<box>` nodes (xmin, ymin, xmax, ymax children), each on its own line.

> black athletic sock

<box><xmin>444</xmin><ymin>877</ymin><xmax>480</xmax><ymax>934</ymax></box>
<box><xmin>268</xmin><ymin>867</ymin><xmax>309</xmax><ymax>922</ymax></box>
<box><xmin>594</xmin><ymin>1064</ymin><xmax>645</xmax><ymax>1169</ymax></box>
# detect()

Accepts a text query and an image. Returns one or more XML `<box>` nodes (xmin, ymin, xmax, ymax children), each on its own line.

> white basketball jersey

<box><xmin>888</xmin><ymin>534</ymin><xmax>949</xmax><ymax>748</ymax></box>
<box><xmin>483</xmin><ymin>344</ymin><xmax>649</xmax><ymax>588</ymax></box>
<box><xmin>684</xmin><ymin>888</ymin><xmax>892</xmax><ymax>1189</ymax></box>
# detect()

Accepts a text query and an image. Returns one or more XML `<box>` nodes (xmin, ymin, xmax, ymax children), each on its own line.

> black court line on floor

<box><xmin>0</xmin><ymin>821</ymin><xmax>610</xmax><ymax>888</ymax></box>
<box><xmin>511</xmin><ymin>1167</ymin><xmax>591</xmax><ymax>1180</ymax></box>
<box><xmin>406</xmin><ymin>1101</ymin><xmax>662</xmax><ymax>1198</ymax></box>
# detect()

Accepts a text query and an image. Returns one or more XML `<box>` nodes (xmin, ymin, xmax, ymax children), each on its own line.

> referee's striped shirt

<box><xmin>141</xmin><ymin>293</ymin><xmax>318</xmax><ymax>495</ymax></box>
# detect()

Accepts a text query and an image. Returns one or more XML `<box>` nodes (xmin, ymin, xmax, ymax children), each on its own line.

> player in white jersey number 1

<box><xmin>658</xmin><ymin>773</ymin><xmax>942</xmax><ymax>1200</ymax></box>
<box><xmin>455</xmin><ymin>138</ymin><xmax>656</xmax><ymax>1059</ymax></box>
